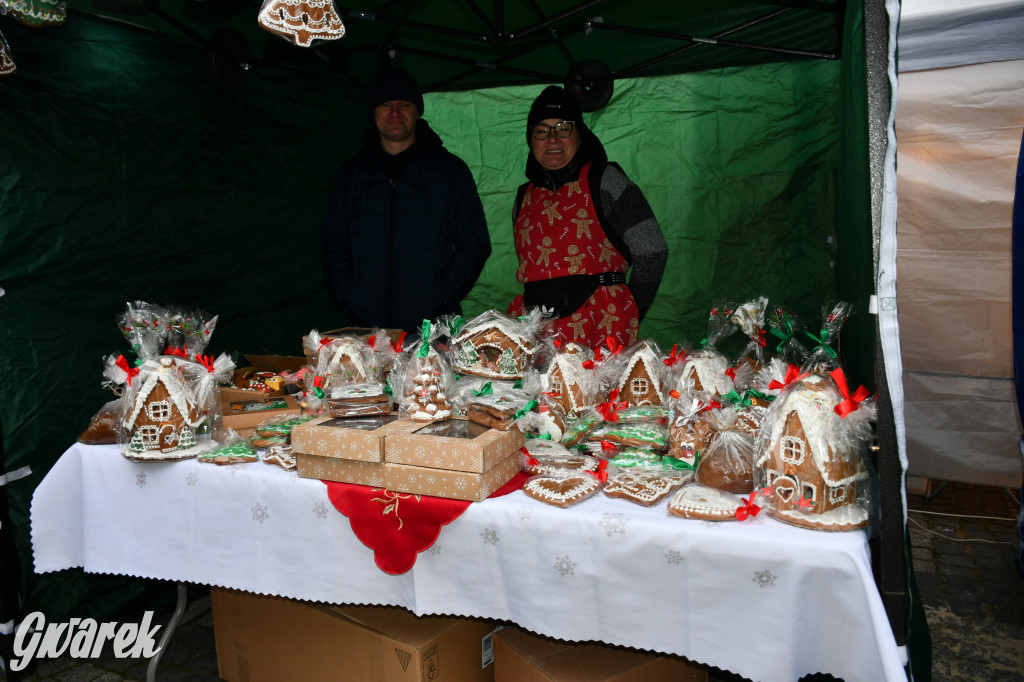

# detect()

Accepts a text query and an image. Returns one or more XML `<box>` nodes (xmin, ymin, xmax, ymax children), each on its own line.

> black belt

<box><xmin>523</xmin><ymin>273</ymin><xmax>628</xmax><ymax>319</ymax></box>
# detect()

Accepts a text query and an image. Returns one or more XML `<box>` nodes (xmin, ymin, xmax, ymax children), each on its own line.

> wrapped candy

<box><xmin>753</xmin><ymin>369</ymin><xmax>875</xmax><ymax>531</ymax></box>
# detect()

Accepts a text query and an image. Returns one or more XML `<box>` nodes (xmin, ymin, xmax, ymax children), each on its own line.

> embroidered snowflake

<box><xmin>519</xmin><ymin>505</ymin><xmax>533</xmax><ymax>520</ymax></box>
<box><xmin>429</xmin><ymin>544</ymin><xmax>442</xmax><ymax>556</ymax></box>
<box><xmin>136</xmin><ymin>471</ymin><xmax>147</xmax><ymax>488</ymax></box>
<box><xmin>665</xmin><ymin>550</ymin><xmax>684</xmax><ymax>565</ymax></box>
<box><xmin>753</xmin><ymin>569</ymin><xmax>776</xmax><ymax>587</ymax></box>
<box><xmin>481</xmin><ymin>528</ymin><xmax>499</xmax><ymax>545</ymax></box>
<box><xmin>599</xmin><ymin>513</ymin><xmax>627</xmax><ymax>537</ymax></box>
<box><xmin>554</xmin><ymin>555</ymin><xmax>576</xmax><ymax>576</ymax></box>
<box><xmin>313</xmin><ymin>501</ymin><xmax>328</xmax><ymax>519</ymax></box>
<box><xmin>186</xmin><ymin>472</ymin><xmax>198</xmax><ymax>487</ymax></box>
<box><xmin>229</xmin><ymin>463</ymin><xmax>250</xmax><ymax>475</ymax></box>
<box><xmin>252</xmin><ymin>502</ymin><xmax>269</xmax><ymax>524</ymax></box>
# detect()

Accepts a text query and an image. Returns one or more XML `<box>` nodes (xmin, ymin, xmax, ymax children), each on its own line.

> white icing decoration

<box><xmin>617</xmin><ymin>343</ymin><xmax>663</xmax><ymax>402</ymax></box>
<box><xmin>668</xmin><ymin>484</ymin><xmax>740</xmax><ymax>519</ymax></box>
<box><xmin>681</xmin><ymin>350</ymin><xmax>734</xmax><ymax>397</ymax></box>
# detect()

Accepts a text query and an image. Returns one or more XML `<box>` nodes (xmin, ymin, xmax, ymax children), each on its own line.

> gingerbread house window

<box><xmin>829</xmin><ymin>484</ymin><xmax>848</xmax><ymax>504</ymax></box>
<box><xmin>550</xmin><ymin>376</ymin><xmax>563</xmax><ymax>396</ymax></box>
<box><xmin>802</xmin><ymin>483</ymin><xmax>816</xmax><ymax>504</ymax></box>
<box><xmin>630</xmin><ymin>376</ymin><xmax>650</xmax><ymax>396</ymax></box>
<box><xmin>138</xmin><ymin>425</ymin><xmax>160</xmax><ymax>447</ymax></box>
<box><xmin>147</xmin><ymin>400</ymin><xmax>172</xmax><ymax>422</ymax></box>
<box><xmin>780</xmin><ymin>436</ymin><xmax>805</xmax><ymax>465</ymax></box>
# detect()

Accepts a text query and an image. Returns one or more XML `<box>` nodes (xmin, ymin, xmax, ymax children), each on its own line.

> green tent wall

<box><xmin>0</xmin><ymin>0</ymin><xmax>895</xmax><ymax>659</ymax></box>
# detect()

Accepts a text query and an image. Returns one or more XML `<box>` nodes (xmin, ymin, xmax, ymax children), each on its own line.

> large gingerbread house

<box><xmin>614</xmin><ymin>341</ymin><xmax>663</xmax><ymax>407</ymax></box>
<box><xmin>451</xmin><ymin>313</ymin><xmax>535</xmax><ymax>380</ymax></box>
<box><xmin>123</xmin><ymin>357</ymin><xmax>207</xmax><ymax>460</ymax></box>
<box><xmin>544</xmin><ymin>343</ymin><xmax>599</xmax><ymax>420</ymax></box>
<box><xmin>755</xmin><ymin>374</ymin><xmax>869</xmax><ymax>531</ymax></box>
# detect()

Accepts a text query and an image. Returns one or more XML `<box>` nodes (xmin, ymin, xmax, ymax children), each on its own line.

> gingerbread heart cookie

<box><xmin>523</xmin><ymin>474</ymin><xmax>600</xmax><ymax>508</ymax></box>
<box><xmin>667</xmin><ymin>484</ymin><xmax>741</xmax><ymax>521</ymax></box>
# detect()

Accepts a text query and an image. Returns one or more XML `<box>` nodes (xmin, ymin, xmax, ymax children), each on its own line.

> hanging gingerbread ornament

<box><xmin>0</xmin><ymin>29</ymin><xmax>15</xmax><ymax>76</ymax></box>
<box><xmin>257</xmin><ymin>0</ymin><xmax>345</xmax><ymax>48</ymax></box>
<box><xmin>0</xmin><ymin>0</ymin><xmax>66</xmax><ymax>27</ymax></box>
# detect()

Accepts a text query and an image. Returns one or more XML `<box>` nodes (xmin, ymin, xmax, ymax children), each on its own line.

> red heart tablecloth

<box><xmin>324</xmin><ymin>473</ymin><xmax>528</xmax><ymax>575</ymax></box>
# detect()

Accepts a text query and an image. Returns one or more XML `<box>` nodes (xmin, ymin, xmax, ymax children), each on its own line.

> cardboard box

<box><xmin>492</xmin><ymin>627</ymin><xmax>707</xmax><ymax>682</ymax></box>
<box><xmin>212</xmin><ymin>587</ymin><xmax>498</xmax><ymax>682</ymax></box>
<box><xmin>386</xmin><ymin>418</ymin><xmax>526</xmax><ymax>473</ymax></box>
<box><xmin>296</xmin><ymin>452</ymin><xmax>387</xmax><ymax>486</ymax></box>
<box><xmin>292</xmin><ymin>414</ymin><xmax>417</xmax><ymax>463</ymax></box>
<box><xmin>384</xmin><ymin>451</ymin><xmax>520</xmax><ymax>502</ymax></box>
<box><xmin>243</xmin><ymin>354</ymin><xmax>307</xmax><ymax>374</ymax></box>
<box><xmin>220</xmin><ymin>393</ymin><xmax>301</xmax><ymax>433</ymax></box>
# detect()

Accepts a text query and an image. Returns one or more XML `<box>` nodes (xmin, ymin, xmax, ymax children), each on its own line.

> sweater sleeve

<box><xmin>597</xmin><ymin>164</ymin><xmax>668</xmax><ymax>321</ymax></box>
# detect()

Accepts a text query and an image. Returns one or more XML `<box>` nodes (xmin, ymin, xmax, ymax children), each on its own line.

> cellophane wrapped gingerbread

<box><xmin>766</xmin><ymin>304</ymin><xmax>809</xmax><ymax>365</ymax></box>
<box><xmin>601</xmin><ymin>338</ymin><xmax>667</xmax><ymax>408</ymax></box>
<box><xmin>730</xmin><ymin>296</ymin><xmax>769</xmax><ymax>371</ymax></box>
<box><xmin>753</xmin><ymin>367</ymin><xmax>876</xmax><ymax>531</ymax></box>
<box><xmin>800</xmin><ymin>300</ymin><xmax>852</xmax><ymax>374</ymax></box>
<box><xmin>448</xmin><ymin>308</ymin><xmax>543</xmax><ymax>381</ymax></box>
<box><xmin>396</xmin><ymin>320</ymin><xmax>456</xmax><ymax>423</ymax></box>
<box><xmin>540</xmin><ymin>340</ymin><xmax>601</xmax><ymax>423</ymax></box>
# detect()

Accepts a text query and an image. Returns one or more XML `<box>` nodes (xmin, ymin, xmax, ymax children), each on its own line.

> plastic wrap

<box><xmin>515</xmin><ymin>400</ymin><xmax>566</xmax><ymax>440</ymax></box>
<box><xmin>518</xmin><ymin>445</ymin><xmax>599</xmax><ymax>477</ymax></box>
<box><xmin>730</xmin><ymin>296</ymin><xmax>769</xmax><ymax>370</ymax></box>
<box><xmin>117</xmin><ymin>301</ymin><xmax>169</xmax><ymax>362</ymax></box>
<box><xmin>396</xmin><ymin>320</ymin><xmax>456</xmax><ymax>423</ymax></box>
<box><xmin>449</xmin><ymin>308</ymin><xmax>542</xmax><ymax>380</ymax></box>
<box><xmin>695</xmin><ymin>409</ymin><xmax>757</xmax><ymax>494</ymax></box>
<box><xmin>766</xmin><ymin>304</ymin><xmax>809</xmax><ymax>365</ymax></box>
<box><xmin>666</xmin><ymin>395</ymin><xmax>719</xmax><ymax>469</ymax></box>
<box><xmin>461</xmin><ymin>380</ymin><xmax>535</xmax><ymax>430</ymax></box>
<box><xmin>197</xmin><ymin>429</ymin><xmax>258</xmax><ymax>465</ymax></box>
<box><xmin>522</xmin><ymin>466</ymin><xmax>605</xmax><ymax>507</ymax></box>
<box><xmin>559</xmin><ymin>408</ymin><xmax>602</xmax><ymax>446</ymax></box>
<box><xmin>602</xmin><ymin>339</ymin><xmax>667</xmax><ymax>407</ymax></box>
<box><xmin>78</xmin><ymin>398</ymin><xmax>122</xmax><ymax>445</ymax></box>
<box><xmin>603</xmin><ymin>468</ymin><xmax>692</xmax><ymax>506</ymax></box>
<box><xmin>588</xmin><ymin>419</ymin><xmax>668</xmax><ymax>451</ymax></box>
<box><xmin>327</xmin><ymin>381</ymin><xmax>390</xmax><ymax>418</ymax></box>
<box><xmin>541</xmin><ymin>341</ymin><xmax>601</xmax><ymax>422</ymax></box>
<box><xmin>800</xmin><ymin>300</ymin><xmax>852</xmax><ymax>374</ymax></box>
<box><xmin>251</xmin><ymin>413</ymin><xmax>315</xmax><ymax>448</ymax></box>
<box><xmin>753</xmin><ymin>371</ymin><xmax>875</xmax><ymax>531</ymax></box>
<box><xmin>676</xmin><ymin>347</ymin><xmax>734</xmax><ymax>401</ymax></box>
<box><xmin>166</xmin><ymin>306</ymin><xmax>218</xmax><ymax>357</ymax></box>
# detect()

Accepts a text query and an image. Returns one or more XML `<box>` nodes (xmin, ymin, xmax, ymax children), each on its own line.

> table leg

<box><xmin>147</xmin><ymin>582</ymin><xmax>188</xmax><ymax>682</ymax></box>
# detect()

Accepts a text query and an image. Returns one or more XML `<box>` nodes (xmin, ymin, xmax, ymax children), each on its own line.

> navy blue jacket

<box><xmin>321</xmin><ymin>121</ymin><xmax>491</xmax><ymax>332</ymax></box>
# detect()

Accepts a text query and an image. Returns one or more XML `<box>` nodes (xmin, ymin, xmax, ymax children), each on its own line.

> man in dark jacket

<box><xmin>321</xmin><ymin>67</ymin><xmax>491</xmax><ymax>332</ymax></box>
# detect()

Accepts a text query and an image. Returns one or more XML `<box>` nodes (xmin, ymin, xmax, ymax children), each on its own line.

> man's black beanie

<box><xmin>527</xmin><ymin>85</ymin><xmax>583</xmax><ymax>130</ymax></box>
<box><xmin>367</xmin><ymin>67</ymin><xmax>424</xmax><ymax>115</ymax></box>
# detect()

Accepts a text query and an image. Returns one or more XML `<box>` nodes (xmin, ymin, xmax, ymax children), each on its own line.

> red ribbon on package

<box><xmin>115</xmin><ymin>355</ymin><xmax>139</xmax><ymax>387</ymax></box>
<box><xmin>768</xmin><ymin>363</ymin><xmax>809</xmax><ymax>391</ymax></box>
<box><xmin>323</xmin><ymin>474</ymin><xmax>528</xmax><ymax>575</ymax></box>
<box><xmin>735</xmin><ymin>492</ymin><xmax>761</xmax><ymax>521</ymax></box>
<box><xmin>519</xmin><ymin>447</ymin><xmax>539</xmax><ymax>467</ymax></box>
<box><xmin>318</xmin><ymin>337</ymin><xmax>333</xmax><ymax>349</ymax></box>
<box><xmin>605</xmin><ymin>336</ymin><xmax>623</xmax><ymax>356</ymax></box>
<box><xmin>600</xmin><ymin>440</ymin><xmax>617</xmax><ymax>451</ymax></box>
<box><xmin>195</xmin><ymin>354</ymin><xmax>215</xmax><ymax>372</ymax></box>
<box><xmin>663</xmin><ymin>344</ymin><xmax>685</xmax><ymax>367</ymax></box>
<box><xmin>367</xmin><ymin>334</ymin><xmax>376</xmax><ymax>349</ymax></box>
<box><xmin>697</xmin><ymin>400</ymin><xmax>722</xmax><ymax>414</ymax></box>
<box><xmin>756</xmin><ymin>329</ymin><xmax>768</xmax><ymax>347</ymax></box>
<box><xmin>391</xmin><ymin>331</ymin><xmax>407</xmax><ymax>354</ymax></box>
<box><xmin>669</xmin><ymin>389</ymin><xmax>681</xmax><ymax>399</ymax></box>
<box><xmin>595</xmin><ymin>398</ymin><xmax>628</xmax><ymax>422</ymax></box>
<box><xmin>587</xmin><ymin>460</ymin><xmax>609</xmax><ymax>483</ymax></box>
<box><xmin>163</xmin><ymin>346</ymin><xmax>188</xmax><ymax>358</ymax></box>
<box><xmin>581</xmin><ymin>359</ymin><xmax>596</xmax><ymax>370</ymax></box>
<box><xmin>831</xmin><ymin>367</ymin><xmax>871</xmax><ymax>418</ymax></box>
<box><xmin>725</xmin><ymin>365</ymin><xmax>737</xmax><ymax>381</ymax></box>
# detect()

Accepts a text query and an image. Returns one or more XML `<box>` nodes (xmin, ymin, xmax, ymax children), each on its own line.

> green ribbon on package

<box><xmin>472</xmin><ymin>382</ymin><xmax>493</xmax><ymax>397</ymax></box>
<box><xmin>805</xmin><ymin>329</ymin><xmax>838</xmax><ymax>358</ymax></box>
<box><xmin>525</xmin><ymin>432</ymin><xmax>552</xmax><ymax>440</ymax></box>
<box><xmin>769</xmin><ymin>312</ymin><xmax>794</xmax><ymax>352</ymax></box>
<box><xmin>448</xmin><ymin>315</ymin><xmax>466</xmax><ymax>338</ymax></box>
<box><xmin>745</xmin><ymin>389</ymin><xmax>775</xmax><ymax>403</ymax></box>
<box><xmin>417</xmin><ymin>320</ymin><xmax>431</xmax><ymax>358</ymax></box>
<box><xmin>722</xmin><ymin>389</ymin><xmax>751</xmax><ymax>407</ymax></box>
<box><xmin>661</xmin><ymin>454</ymin><xmax>697</xmax><ymax>471</ymax></box>
<box><xmin>514</xmin><ymin>400</ymin><xmax>539</xmax><ymax>420</ymax></box>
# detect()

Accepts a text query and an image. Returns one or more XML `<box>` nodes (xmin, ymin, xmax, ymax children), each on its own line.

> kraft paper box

<box><xmin>212</xmin><ymin>587</ymin><xmax>498</xmax><ymax>682</ymax></box>
<box><xmin>292</xmin><ymin>414</ymin><xmax>416</xmax><ymax>463</ymax></box>
<box><xmin>383</xmin><ymin>452</ymin><xmax>520</xmax><ymax>502</ymax></box>
<box><xmin>492</xmin><ymin>627</ymin><xmax>707</xmax><ymax>682</ymax></box>
<box><xmin>220</xmin><ymin>394</ymin><xmax>301</xmax><ymax>433</ymax></box>
<box><xmin>296</xmin><ymin>453</ymin><xmax>386</xmax><ymax>486</ymax></box>
<box><xmin>385</xmin><ymin>418</ymin><xmax>526</xmax><ymax>473</ymax></box>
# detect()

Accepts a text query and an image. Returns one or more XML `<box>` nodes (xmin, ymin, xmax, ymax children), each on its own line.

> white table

<box><xmin>31</xmin><ymin>443</ymin><xmax>906</xmax><ymax>682</ymax></box>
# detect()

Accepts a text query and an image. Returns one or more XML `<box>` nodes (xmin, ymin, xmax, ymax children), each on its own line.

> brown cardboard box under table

<box><xmin>385</xmin><ymin>417</ymin><xmax>526</xmax><ymax>473</ymax></box>
<box><xmin>492</xmin><ymin>627</ymin><xmax>707</xmax><ymax>682</ymax></box>
<box><xmin>212</xmin><ymin>587</ymin><xmax>498</xmax><ymax>682</ymax></box>
<box><xmin>292</xmin><ymin>414</ymin><xmax>417</xmax><ymax>464</ymax></box>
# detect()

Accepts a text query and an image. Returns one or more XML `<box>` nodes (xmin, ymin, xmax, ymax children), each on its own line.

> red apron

<box><xmin>507</xmin><ymin>163</ymin><xmax>639</xmax><ymax>352</ymax></box>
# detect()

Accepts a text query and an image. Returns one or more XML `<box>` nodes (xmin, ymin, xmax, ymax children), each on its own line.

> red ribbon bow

<box><xmin>195</xmin><ymin>354</ymin><xmax>215</xmax><ymax>372</ymax></box>
<box><xmin>725</xmin><ymin>365</ymin><xmax>737</xmax><ymax>381</ymax></box>
<box><xmin>520</xmin><ymin>447</ymin><xmax>539</xmax><ymax>467</ymax></box>
<box><xmin>391</xmin><ymin>331</ymin><xmax>407</xmax><ymax>353</ymax></box>
<box><xmin>600</xmin><ymin>440</ymin><xmax>617</xmax><ymax>451</ymax></box>
<box><xmin>163</xmin><ymin>346</ymin><xmax>187</xmax><ymax>358</ymax></box>
<box><xmin>582</xmin><ymin>359</ymin><xmax>596</xmax><ymax>370</ymax></box>
<box><xmin>596</xmin><ymin>396</ymin><xmax>628</xmax><ymax>422</ymax></box>
<box><xmin>698</xmin><ymin>400</ymin><xmax>721</xmax><ymax>413</ymax></box>
<box><xmin>768</xmin><ymin>364</ymin><xmax>809</xmax><ymax>391</ymax></box>
<box><xmin>663</xmin><ymin>344</ymin><xmax>685</xmax><ymax>367</ymax></box>
<box><xmin>830</xmin><ymin>367</ymin><xmax>871</xmax><ymax>418</ymax></box>
<box><xmin>318</xmin><ymin>337</ymin><xmax>334</xmax><ymax>349</ymax></box>
<box><xmin>605</xmin><ymin>336</ymin><xmax>623</xmax><ymax>356</ymax></box>
<box><xmin>756</xmin><ymin>329</ymin><xmax>768</xmax><ymax>347</ymax></box>
<box><xmin>553</xmin><ymin>339</ymin><xmax>561</xmax><ymax>348</ymax></box>
<box><xmin>115</xmin><ymin>355</ymin><xmax>140</xmax><ymax>386</ymax></box>
<box><xmin>367</xmin><ymin>334</ymin><xmax>377</xmax><ymax>349</ymax></box>
<box><xmin>735</xmin><ymin>492</ymin><xmax>761</xmax><ymax>521</ymax></box>
<box><xmin>587</xmin><ymin>460</ymin><xmax>609</xmax><ymax>483</ymax></box>
<box><xmin>313</xmin><ymin>375</ymin><xmax>325</xmax><ymax>388</ymax></box>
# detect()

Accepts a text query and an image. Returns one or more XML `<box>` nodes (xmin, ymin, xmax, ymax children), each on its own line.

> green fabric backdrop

<box><xmin>0</xmin><ymin>8</ymin><xmax>872</xmax><ymax>621</ymax></box>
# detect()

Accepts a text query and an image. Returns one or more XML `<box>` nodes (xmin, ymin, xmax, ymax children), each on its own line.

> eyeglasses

<box><xmin>530</xmin><ymin>121</ymin><xmax>575</xmax><ymax>140</ymax></box>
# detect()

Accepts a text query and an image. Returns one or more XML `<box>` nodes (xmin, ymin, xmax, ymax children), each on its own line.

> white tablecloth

<box><xmin>31</xmin><ymin>443</ymin><xmax>905</xmax><ymax>682</ymax></box>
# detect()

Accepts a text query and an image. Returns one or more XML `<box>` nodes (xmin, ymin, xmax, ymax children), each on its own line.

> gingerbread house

<box><xmin>544</xmin><ymin>345</ymin><xmax>599</xmax><ymax>420</ymax></box>
<box><xmin>614</xmin><ymin>341</ymin><xmax>663</xmax><ymax>407</ymax></box>
<box><xmin>754</xmin><ymin>374</ymin><xmax>869</xmax><ymax>531</ymax></box>
<box><xmin>451</xmin><ymin>314</ymin><xmax>535</xmax><ymax>380</ymax></box>
<box><xmin>679</xmin><ymin>349</ymin><xmax>734</xmax><ymax>398</ymax></box>
<box><xmin>324</xmin><ymin>336</ymin><xmax>369</xmax><ymax>384</ymax></box>
<box><xmin>123</xmin><ymin>357</ymin><xmax>206</xmax><ymax>459</ymax></box>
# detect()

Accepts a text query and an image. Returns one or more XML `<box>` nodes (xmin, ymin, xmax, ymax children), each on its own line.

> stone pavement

<box><xmin>4</xmin><ymin>481</ymin><xmax>1022</xmax><ymax>681</ymax></box>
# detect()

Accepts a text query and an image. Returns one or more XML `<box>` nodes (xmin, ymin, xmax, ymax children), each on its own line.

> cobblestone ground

<box><xmin>4</xmin><ymin>481</ymin><xmax>1022</xmax><ymax>681</ymax></box>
